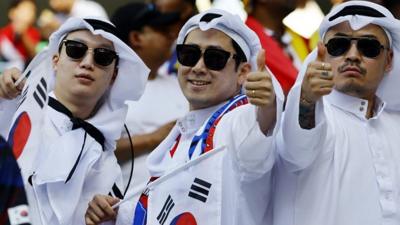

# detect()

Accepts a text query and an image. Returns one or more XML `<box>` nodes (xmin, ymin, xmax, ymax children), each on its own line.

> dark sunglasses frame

<box><xmin>325</xmin><ymin>37</ymin><xmax>389</xmax><ymax>58</ymax></box>
<box><xmin>61</xmin><ymin>39</ymin><xmax>118</xmax><ymax>67</ymax></box>
<box><xmin>176</xmin><ymin>44</ymin><xmax>243</xmax><ymax>71</ymax></box>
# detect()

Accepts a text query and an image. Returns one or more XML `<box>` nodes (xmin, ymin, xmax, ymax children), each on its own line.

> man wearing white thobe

<box><xmin>275</xmin><ymin>1</ymin><xmax>400</xmax><ymax>225</ymax></box>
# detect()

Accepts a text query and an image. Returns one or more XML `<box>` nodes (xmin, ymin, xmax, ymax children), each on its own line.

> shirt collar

<box><xmin>325</xmin><ymin>89</ymin><xmax>386</xmax><ymax>120</ymax></box>
<box><xmin>176</xmin><ymin>102</ymin><xmax>226</xmax><ymax>135</ymax></box>
<box><xmin>47</xmin><ymin>92</ymin><xmax>73</xmax><ymax>134</ymax></box>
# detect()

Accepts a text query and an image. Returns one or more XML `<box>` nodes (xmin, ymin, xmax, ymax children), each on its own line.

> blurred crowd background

<box><xmin>0</xmin><ymin>0</ymin><xmax>398</xmax><ymax>78</ymax></box>
<box><xmin>0</xmin><ymin>0</ymin><xmax>335</xmax><ymax>27</ymax></box>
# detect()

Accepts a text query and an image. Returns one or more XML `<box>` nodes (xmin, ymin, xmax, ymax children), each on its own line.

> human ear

<box><xmin>237</xmin><ymin>62</ymin><xmax>251</xmax><ymax>85</ymax></box>
<box><xmin>384</xmin><ymin>49</ymin><xmax>393</xmax><ymax>73</ymax></box>
<box><xmin>110</xmin><ymin>67</ymin><xmax>118</xmax><ymax>85</ymax></box>
<box><xmin>128</xmin><ymin>31</ymin><xmax>142</xmax><ymax>49</ymax></box>
<box><xmin>52</xmin><ymin>54</ymin><xmax>60</xmax><ymax>71</ymax></box>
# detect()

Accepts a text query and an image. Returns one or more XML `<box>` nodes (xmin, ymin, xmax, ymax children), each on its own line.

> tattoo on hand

<box><xmin>299</xmin><ymin>103</ymin><xmax>315</xmax><ymax>129</ymax></box>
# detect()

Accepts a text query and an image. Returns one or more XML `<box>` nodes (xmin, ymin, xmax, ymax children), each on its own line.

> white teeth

<box><xmin>191</xmin><ymin>80</ymin><xmax>209</xmax><ymax>86</ymax></box>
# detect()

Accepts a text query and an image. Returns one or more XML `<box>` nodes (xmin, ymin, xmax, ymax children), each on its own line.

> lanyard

<box><xmin>187</xmin><ymin>94</ymin><xmax>248</xmax><ymax>159</ymax></box>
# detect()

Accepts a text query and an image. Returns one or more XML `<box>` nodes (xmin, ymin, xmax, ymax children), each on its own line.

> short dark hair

<box><xmin>231</xmin><ymin>39</ymin><xmax>247</xmax><ymax>70</ymax></box>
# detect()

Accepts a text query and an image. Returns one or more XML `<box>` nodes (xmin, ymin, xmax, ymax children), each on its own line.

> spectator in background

<box><xmin>0</xmin><ymin>0</ymin><xmax>40</xmax><ymax>72</ymax></box>
<box><xmin>151</xmin><ymin>0</ymin><xmax>198</xmax><ymax>75</ymax></box>
<box><xmin>111</xmin><ymin>2</ymin><xmax>189</xmax><ymax>196</ymax></box>
<box><xmin>37</xmin><ymin>0</ymin><xmax>108</xmax><ymax>51</ymax></box>
<box><xmin>244</xmin><ymin>0</ymin><xmax>317</xmax><ymax>95</ymax></box>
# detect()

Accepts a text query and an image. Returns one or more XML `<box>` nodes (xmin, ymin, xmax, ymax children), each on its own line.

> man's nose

<box><xmin>345</xmin><ymin>42</ymin><xmax>362</xmax><ymax>61</ymax></box>
<box><xmin>191</xmin><ymin>55</ymin><xmax>207</xmax><ymax>74</ymax></box>
<box><xmin>79</xmin><ymin>49</ymin><xmax>95</xmax><ymax>69</ymax></box>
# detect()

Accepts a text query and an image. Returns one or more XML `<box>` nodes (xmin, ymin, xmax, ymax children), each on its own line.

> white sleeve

<box><xmin>216</xmin><ymin>104</ymin><xmax>277</xmax><ymax>182</ymax></box>
<box><xmin>277</xmin><ymin>84</ymin><xmax>331</xmax><ymax>172</ymax></box>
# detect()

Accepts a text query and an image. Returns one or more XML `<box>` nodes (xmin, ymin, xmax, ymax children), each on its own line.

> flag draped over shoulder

<box><xmin>0</xmin><ymin>136</ymin><xmax>31</xmax><ymax>225</ymax></box>
<box><xmin>7</xmin><ymin>49</ymin><xmax>51</xmax><ymax>174</ymax></box>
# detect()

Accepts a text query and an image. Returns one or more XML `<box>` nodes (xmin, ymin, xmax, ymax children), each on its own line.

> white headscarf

<box><xmin>177</xmin><ymin>8</ymin><xmax>261</xmax><ymax>71</ymax></box>
<box><xmin>299</xmin><ymin>1</ymin><xmax>400</xmax><ymax>110</ymax></box>
<box><xmin>42</xmin><ymin>17</ymin><xmax>149</xmax><ymax>109</ymax></box>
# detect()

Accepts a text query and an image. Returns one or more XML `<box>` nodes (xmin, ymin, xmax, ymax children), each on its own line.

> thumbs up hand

<box><xmin>301</xmin><ymin>42</ymin><xmax>334</xmax><ymax>105</ymax></box>
<box><xmin>244</xmin><ymin>49</ymin><xmax>276</xmax><ymax>107</ymax></box>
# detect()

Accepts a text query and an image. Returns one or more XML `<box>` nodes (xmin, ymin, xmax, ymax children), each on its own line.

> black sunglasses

<box><xmin>325</xmin><ymin>37</ymin><xmax>388</xmax><ymax>58</ymax></box>
<box><xmin>61</xmin><ymin>40</ymin><xmax>118</xmax><ymax>67</ymax></box>
<box><xmin>176</xmin><ymin>44</ymin><xmax>242</xmax><ymax>71</ymax></box>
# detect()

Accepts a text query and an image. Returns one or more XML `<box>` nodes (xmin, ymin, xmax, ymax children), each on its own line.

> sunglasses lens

<box><xmin>358</xmin><ymin>39</ymin><xmax>382</xmax><ymax>58</ymax></box>
<box><xmin>177</xmin><ymin>45</ymin><xmax>201</xmax><ymax>67</ymax></box>
<box><xmin>94</xmin><ymin>48</ymin><xmax>117</xmax><ymax>66</ymax></box>
<box><xmin>64</xmin><ymin>40</ymin><xmax>87</xmax><ymax>59</ymax></box>
<box><xmin>64</xmin><ymin>40</ymin><xmax>116</xmax><ymax>66</ymax></box>
<box><xmin>203</xmin><ymin>48</ymin><xmax>230</xmax><ymax>71</ymax></box>
<box><xmin>326</xmin><ymin>38</ymin><xmax>350</xmax><ymax>57</ymax></box>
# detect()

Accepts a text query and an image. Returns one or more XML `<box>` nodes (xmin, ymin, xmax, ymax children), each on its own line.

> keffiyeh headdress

<box><xmin>299</xmin><ymin>1</ymin><xmax>400</xmax><ymax>110</ymax></box>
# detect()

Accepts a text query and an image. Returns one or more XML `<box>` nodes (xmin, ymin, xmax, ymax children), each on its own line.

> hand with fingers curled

<box><xmin>85</xmin><ymin>194</ymin><xmax>120</xmax><ymax>225</ymax></box>
<box><xmin>0</xmin><ymin>67</ymin><xmax>26</xmax><ymax>100</ymax></box>
<box><xmin>301</xmin><ymin>42</ymin><xmax>335</xmax><ymax>105</ymax></box>
<box><xmin>244</xmin><ymin>49</ymin><xmax>276</xmax><ymax>108</ymax></box>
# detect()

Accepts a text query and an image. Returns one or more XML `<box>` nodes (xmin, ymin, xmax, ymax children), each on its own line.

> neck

<box><xmin>54</xmin><ymin>91</ymin><xmax>98</xmax><ymax>119</ymax></box>
<box><xmin>189</xmin><ymin>91</ymin><xmax>242</xmax><ymax>111</ymax></box>
<box><xmin>148</xmin><ymin>70</ymin><xmax>158</xmax><ymax>80</ymax></box>
<box><xmin>144</xmin><ymin>59</ymin><xmax>162</xmax><ymax>80</ymax></box>
<box><xmin>366</xmin><ymin>96</ymin><xmax>376</xmax><ymax>119</ymax></box>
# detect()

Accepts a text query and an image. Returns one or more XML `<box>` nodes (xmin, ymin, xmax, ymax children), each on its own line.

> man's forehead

<box><xmin>66</xmin><ymin>30</ymin><xmax>115</xmax><ymax>48</ymax></box>
<box><xmin>185</xmin><ymin>28</ymin><xmax>233</xmax><ymax>47</ymax></box>
<box><xmin>326</xmin><ymin>21</ymin><xmax>389</xmax><ymax>40</ymax></box>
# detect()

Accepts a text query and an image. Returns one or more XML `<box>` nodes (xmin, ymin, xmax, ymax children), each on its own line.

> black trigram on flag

<box><xmin>16</xmin><ymin>86</ymin><xmax>29</xmax><ymax>110</ymax></box>
<box><xmin>16</xmin><ymin>70</ymin><xmax>32</xmax><ymax>109</ymax></box>
<box><xmin>157</xmin><ymin>195</ymin><xmax>175</xmax><ymax>225</ymax></box>
<box><xmin>188</xmin><ymin>178</ymin><xmax>211</xmax><ymax>203</ymax></box>
<box><xmin>33</xmin><ymin>77</ymin><xmax>47</xmax><ymax>109</ymax></box>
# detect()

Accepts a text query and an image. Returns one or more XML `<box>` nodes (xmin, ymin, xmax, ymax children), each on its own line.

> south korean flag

<box><xmin>147</xmin><ymin>146</ymin><xmax>225</xmax><ymax>225</ymax></box>
<box><xmin>6</xmin><ymin>49</ymin><xmax>53</xmax><ymax>176</ymax></box>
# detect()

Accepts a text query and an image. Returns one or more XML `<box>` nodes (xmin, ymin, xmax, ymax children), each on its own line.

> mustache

<box><xmin>338</xmin><ymin>61</ymin><xmax>367</xmax><ymax>75</ymax></box>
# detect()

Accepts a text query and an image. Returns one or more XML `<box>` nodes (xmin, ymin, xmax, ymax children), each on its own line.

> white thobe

<box><xmin>2</xmin><ymin>95</ymin><xmax>124</xmax><ymax>225</ymax></box>
<box><xmin>275</xmin><ymin>89</ymin><xmax>400</xmax><ymax>225</ymax></box>
<box><xmin>148</xmin><ymin>101</ymin><xmax>277</xmax><ymax>225</ymax></box>
<box><xmin>117</xmin><ymin>100</ymin><xmax>279</xmax><ymax>225</ymax></box>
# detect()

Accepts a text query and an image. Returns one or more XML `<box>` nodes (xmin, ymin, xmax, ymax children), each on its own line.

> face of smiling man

<box><xmin>177</xmin><ymin>28</ymin><xmax>250</xmax><ymax>110</ymax></box>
